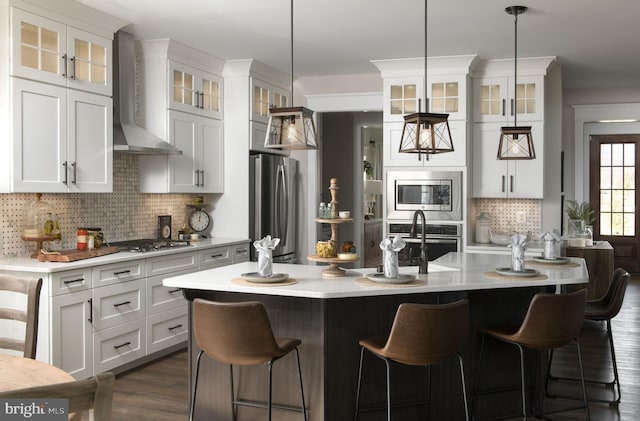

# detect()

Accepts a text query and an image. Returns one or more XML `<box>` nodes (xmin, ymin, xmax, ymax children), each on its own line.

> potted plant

<box><xmin>565</xmin><ymin>200</ymin><xmax>596</xmax><ymax>240</ymax></box>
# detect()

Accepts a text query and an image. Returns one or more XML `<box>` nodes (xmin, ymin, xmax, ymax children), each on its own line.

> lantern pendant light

<box><xmin>264</xmin><ymin>0</ymin><xmax>318</xmax><ymax>150</ymax></box>
<box><xmin>498</xmin><ymin>6</ymin><xmax>535</xmax><ymax>160</ymax></box>
<box><xmin>398</xmin><ymin>0</ymin><xmax>454</xmax><ymax>160</ymax></box>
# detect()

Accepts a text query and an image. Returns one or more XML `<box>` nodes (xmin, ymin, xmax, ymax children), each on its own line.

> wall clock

<box><xmin>188</xmin><ymin>208</ymin><xmax>211</xmax><ymax>233</ymax></box>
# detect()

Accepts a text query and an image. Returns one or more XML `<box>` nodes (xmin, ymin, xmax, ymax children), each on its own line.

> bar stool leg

<box><xmin>384</xmin><ymin>357</ymin><xmax>392</xmax><ymax>421</ymax></box>
<box><xmin>354</xmin><ymin>347</ymin><xmax>366</xmax><ymax>421</ymax></box>
<box><xmin>456</xmin><ymin>352</ymin><xmax>470</xmax><ymax>421</ymax></box>
<box><xmin>471</xmin><ymin>334</ymin><xmax>487</xmax><ymax>417</ymax></box>
<box><xmin>267</xmin><ymin>361</ymin><xmax>273</xmax><ymax>421</ymax></box>
<box><xmin>294</xmin><ymin>348</ymin><xmax>308</xmax><ymax>421</ymax></box>
<box><xmin>575</xmin><ymin>340</ymin><xmax>591</xmax><ymax>420</ymax></box>
<box><xmin>606</xmin><ymin>320</ymin><xmax>622</xmax><ymax>403</ymax></box>
<box><xmin>230</xmin><ymin>365</ymin><xmax>237</xmax><ymax>421</ymax></box>
<box><xmin>515</xmin><ymin>344</ymin><xmax>527</xmax><ymax>420</ymax></box>
<box><xmin>189</xmin><ymin>350</ymin><xmax>205</xmax><ymax>421</ymax></box>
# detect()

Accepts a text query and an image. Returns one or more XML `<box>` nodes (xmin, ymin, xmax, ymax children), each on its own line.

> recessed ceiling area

<box><xmin>76</xmin><ymin>0</ymin><xmax>640</xmax><ymax>90</ymax></box>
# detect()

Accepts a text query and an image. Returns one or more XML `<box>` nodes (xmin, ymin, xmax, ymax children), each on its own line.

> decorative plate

<box><xmin>532</xmin><ymin>257</ymin><xmax>571</xmax><ymax>264</ymax></box>
<box><xmin>495</xmin><ymin>268</ymin><xmax>540</xmax><ymax>277</ymax></box>
<box><xmin>240</xmin><ymin>272</ymin><xmax>289</xmax><ymax>283</ymax></box>
<box><xmin>366</xmin><ymin>273</ymin><xmax>416</xmax><ymax>284</ymax></box>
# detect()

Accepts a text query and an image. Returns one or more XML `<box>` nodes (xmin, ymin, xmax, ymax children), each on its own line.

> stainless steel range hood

<box><xmin>113</xmin><ymin>31</ymin><xmax>181</xmax><ymax>155</ymax></box>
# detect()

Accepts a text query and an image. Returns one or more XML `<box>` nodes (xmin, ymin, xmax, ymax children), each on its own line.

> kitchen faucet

<box><xmin>409</xmin><ymin>210</ymin><xmax>429</xmax><ymax>274</ymax></box>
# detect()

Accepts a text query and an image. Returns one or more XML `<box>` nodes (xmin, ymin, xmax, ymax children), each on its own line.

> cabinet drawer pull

<box><xmin>62</xmin><ymin>161</ymin><xmax>68</xmax><ymax>185</ymax></box>
<box><xmin>510</xmin><ymin>175</ymin><xmax>514</xmax><ymax>193</ymax></box>
<box><xmin>69</xmin><ymin>56</ymin><xmax>76</xmax><ymax>80</ymax></box>
<box><xmin>62</xmin><ymin>54</ymin><xmax>68</xmax><ymax>78</ymax></box>
<box><xmin>168</xmin><ymin>324</ymin><xmax>183</xmax><ymax>331</ymax></box>
<box><xmin>113</xmin><ymin>341</ymin><xmax>131</xmax><ymax>350</ymax></box>
<box><xmin>71</xmin><ymin>161</ymin><xmax>77</xmax><ymax>185</ymax></box>
<box><xmin>63</xmin><ymin>278</ymin><xmax>84</xmax><ymax>285</ymax></box>
<box><xmin>194</xmin><ymin>169</ymin><xmax>200</xmax><ymax>187</ymax></box>
<box><xmin>210</xmin><ymin>253</ymin><xmax>224</xmax><ymax>258</ymax></box>
<box><xmin>168</xmin><ymin>288</ymin><xmax>182</xmax><ymax>294</ymax></box>
<box><xmin>501</xmin><ymin>175</ymin><xmax>505</xmax><ymax>192</ymax></box>
<box><xmin>236</xmin><ymin>249</ymin><xmax>248</xmax><ymax>255</ymax></box>
<box><xmin>113</xmin><ymin>270</ymin><xmax>131</xmax><ymax>276</ymax></box>
<box><xmin>200</xmin><ymin>169</ymin><xmax>204</xmax><ymax>187</ymax></box>
<box><xmin>510</xmin><ymin>98</ymin><xmax>514</xmax><ymax>116</ymax></box>
<box><xmin>87</xmin><ymin>298</ymin><xmax>93</xmax><ymax>324</ymax></box>
<box><xmin>113</xmin><ymin>300</ymin><xmax>132</xmax><ymax>308</ymax></box>
<box><xmin>502</xmin><ymin>98</ymin><xmax>506</xmax><ymax>116</ymax></box>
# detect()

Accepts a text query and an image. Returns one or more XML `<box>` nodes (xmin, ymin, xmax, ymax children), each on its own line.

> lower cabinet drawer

<box><xmin>93</xmin><ymin>319</ymin><xmax>146</xmax><ymax>374</ymax></box>
<box><xmin>146</xmin><ymin>306</ymin><xmax>188</xmax><ymax>354</ymax></box>
<box><xmin>92</xmin><ymin>279</ymin><xmax>146</xmax><ymax>330</ymax></box>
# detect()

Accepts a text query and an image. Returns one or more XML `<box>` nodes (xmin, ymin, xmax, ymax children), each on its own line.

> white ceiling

<box><xmin>76</xmin><ymin>0</ymin><xmax>640</xmax><ymax>90</ymax></box>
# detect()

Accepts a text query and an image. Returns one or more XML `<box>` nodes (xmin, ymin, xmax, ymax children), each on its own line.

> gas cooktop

<box><xmin>109</xmin><ymin>239</ymin><xmax>191</xmax><ymax>253</ymax></box>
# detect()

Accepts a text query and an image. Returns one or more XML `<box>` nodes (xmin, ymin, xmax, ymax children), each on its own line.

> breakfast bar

<box><xmin>164</xmin><ymin>253</ymin><xmax>588</xmax><ymax>420</ymax></box>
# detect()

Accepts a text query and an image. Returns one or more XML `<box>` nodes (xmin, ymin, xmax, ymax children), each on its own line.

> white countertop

<box><xmin>0</xmin><ymin>237</ymin><xmax>250</xmax><ymax>273</ymax></box>
<box><xmin>163</xmin><ymin>252</ymin><xmax>588</xmax><ymax>299</ymax></box>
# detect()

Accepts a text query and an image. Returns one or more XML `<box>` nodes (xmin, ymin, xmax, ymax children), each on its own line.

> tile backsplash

<box><xmin>471</xmin><ymin>198</ymin><xmax>542</xmax><ymax>240</ymax></box>
<box><xmin>0</xmin><ymin>154</ymin><xmax>194</xmax><ymax>257</ymax></box>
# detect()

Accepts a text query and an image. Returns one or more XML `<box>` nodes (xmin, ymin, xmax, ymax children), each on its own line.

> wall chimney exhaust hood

<box><xmin>113</xmin><ymin>31</ymin><xmax>181</xmax><ymax>155</ymax></box>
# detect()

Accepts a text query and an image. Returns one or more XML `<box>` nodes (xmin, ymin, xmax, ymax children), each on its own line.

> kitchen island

<box><xmin>164</xmin><ymin>253</ymin><xmax>588</xmax><ymax>420</ymax></box>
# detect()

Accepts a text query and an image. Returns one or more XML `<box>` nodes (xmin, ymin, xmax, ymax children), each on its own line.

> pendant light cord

<box><xmin>290</xmin><ymin>0</ymin><xmax>294</xmax><ymax>106</ymax></box>
<box><xmin>513</xmin><ymin>10</ymin><xmax>518</xmax><ymax>127</ymax></box>
<box><xmin>424</xmin><ymin>0</ymin><xmax>428</xmax><ymax>112</ymax></box>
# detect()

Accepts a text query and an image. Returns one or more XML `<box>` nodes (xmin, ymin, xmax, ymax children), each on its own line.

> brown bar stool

<box><xmin>190</xmin><ymin>299</ymin><xmax>307</xmax><ymax>421</ymax></box>
<box><xmin>548</xmin><ymin>268</ymin><xmax>630</xmax><ymax>404</ymax></box>
<box><xmin>472</xmin><ymin>289</ymin><xmax>589</xmax><ymax>420</ymax></box>
<box><xmin>354</xmin><ymin>299</ymin><xmax>470</xmax><ymax>421</ymax></box>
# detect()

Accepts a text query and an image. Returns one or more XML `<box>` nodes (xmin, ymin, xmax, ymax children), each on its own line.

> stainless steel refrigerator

<box><xmin>249</xmin><ymin>154</ymin><xmax>298</xmax><ymax>263</ymax></box>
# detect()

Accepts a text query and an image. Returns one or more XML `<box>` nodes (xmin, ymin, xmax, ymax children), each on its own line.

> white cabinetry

<box><xmin>140</xmin><ymin>111</ymin><xmax>223</xmax><ymax>193</ymax></box>
<box><xmin>10</xmin><ymin>8</ymin><xmax>112</xmax><ymax>96</ymax></box>
<box><xmin>471</xmin><ymin>57</ymin><xmax>557</xmax><ymax>199</ymax></box>
<box><xmin>136</xmin><ymin>39</ymin><xmax>225</xmax><ymax>193</ymax></box>
<box><xmin>168</xmin><ymin>60</ymin><xmax>223</xmax><ymax>120</ymax></box>
<box><xmin>223</xmin><ymin>59</ymin><xmax>291</xmax><ymax>155</ymax></box>
<box><xmin>472</xmin><ymin>121</ymin><xmax>544</xmax><ymax>198</ymax></box>
<box><xmin>1</xmin><ymin>4</ymin><xmax>121</xmax><ymax>193</ymax></box>
<box><xmin>372</xmin><ymin>56</ymin><xmax>477</xmax><ymax>168</ymax></box>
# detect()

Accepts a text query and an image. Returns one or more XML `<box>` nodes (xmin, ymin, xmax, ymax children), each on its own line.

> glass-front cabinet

<box><xmin>250</xmin><ymin>77</ymin><xmax>289</xmax><ymax>124</ymax></box>
<box><xmin>383</xmin><ymin>77</ymin><xmax>422</xmax><ymax>122</ymax></box>
<box><xmin>473</xmin><ymin>75</ymin><xmax>544</xmax><ymax>123</ymax></box>
<box><xmin>169</xmin><ymin>61</ymin><xmax>223</xmax><ymax>120</ymax></box>
<box><xmin>11</xmin><ymin>8</ymin><xmax>111</xmax><ymax>96</ymax></box>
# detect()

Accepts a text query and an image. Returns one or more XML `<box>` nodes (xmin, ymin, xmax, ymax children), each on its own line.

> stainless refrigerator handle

<box><xmin>274</xmin><ymin>163</ymin><xmax>288</xmax><ymax>246</ymax></box>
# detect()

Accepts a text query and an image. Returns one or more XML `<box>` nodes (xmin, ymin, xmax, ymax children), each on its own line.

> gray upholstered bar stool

<box><xmin>548</xmin><ymin>268</ymin><xmax>630</xmax><ymax>404</ymax></box>
<box><xmin>190</xmin><ymin>299</ymin><xmax>307</xmax><ymax>421</ymax></box>
<box><xmin>354</xmin><ymin>299</ymin><xmax>470</xmax><ymax>421</ymax></box>
<box><xmin>472</xmin><ymin>289</ymin><xmax>589</xmax><ymax>420</ymax></box>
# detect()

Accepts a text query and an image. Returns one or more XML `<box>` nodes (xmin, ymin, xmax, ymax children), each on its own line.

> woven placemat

<box><xmin>231</xmin><ymin>277</ymin><xmax>299</xmax><ymax>287</ymax></box>
<box><xmin>355</xmin><ymin>277</ymin><xmax>426</xmax><ymax>288</ymax></box>
<box><xmin>483</xmin><ymin>271</ymin><xmax>549</xmax><ymax>281</ymax></box>
<box><xmin>525</xmin><ymin>260</ymin><xmax>580</xmax><ymax>268</ymax></box>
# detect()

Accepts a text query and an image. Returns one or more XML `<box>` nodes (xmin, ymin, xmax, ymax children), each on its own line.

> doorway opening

<box><xmin>589</xmin><ymin>134</ymin><xmax>640</xmax><ymax>272</ymax></box>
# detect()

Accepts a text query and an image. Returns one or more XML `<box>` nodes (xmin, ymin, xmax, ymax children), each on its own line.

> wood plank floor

<box><xmin>110</xmin><ymin>276</ymin><xmax>640</xmax><ymax>421</ymax></box>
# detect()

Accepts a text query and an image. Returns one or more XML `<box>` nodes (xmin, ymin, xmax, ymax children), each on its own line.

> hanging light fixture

<box><xmin>398</xmin><ymin>0</ymin><xmax>454</xmax><ymax>160</ymax></box>
<box><xmin>264</xmin><ymin>0</ymin><xmax>318</xmax><ymax>150</ymax></box>
<box><xmin>498</xmin><ymin>6</ymin><xmax>535</xmax><ymax>160</ymax></box>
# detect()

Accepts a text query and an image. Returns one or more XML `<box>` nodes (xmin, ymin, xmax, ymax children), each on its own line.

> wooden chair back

<box><xmin>0</xmin><ymin>372</ymin><xmax>115</xmax><ymax>421</ymax></box>
<box><xmin>0</xmin><ymin>275</ymin><xmax>42</xmax><ymax>358</ymax></box>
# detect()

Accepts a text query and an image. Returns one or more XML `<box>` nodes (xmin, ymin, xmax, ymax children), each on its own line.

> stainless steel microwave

<box><xmin>386</xmin><ymin>170</ymin><xmax>462</xmax><ymax>221</ymax></box>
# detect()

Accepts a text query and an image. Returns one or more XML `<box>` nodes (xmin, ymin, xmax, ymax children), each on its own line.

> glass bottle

<box><xmin>584</xmin><ymin>225</ymin><xmax>593</xmax><ymax>247</ymax></box>
<box><xmin>318</xmin><ymin>202</ymin><xmax>326</xmax><ymax>218</ymax></box>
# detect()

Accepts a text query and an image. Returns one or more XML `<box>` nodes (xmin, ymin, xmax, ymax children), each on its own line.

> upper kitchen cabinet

<box><xmin>136</xmin><ymin>39</ymin><xmax>226</xmax><ymax>193</ymax></box>
<box><xmin>473</xmin><ymin>74</ymin><xmax>544</xmax><ymax>123</ymax></box>
<box><xmin>223</xmin><ymin>59</ymin><xmax>291</xmax><ymax>155</ymax></box>
<box><xmin>472</xmin><ymin>121</ymin><xmax>544</xmax><ymax>198</ymax></box>
<box><xmin>168</xmin><ymin>60</ymin><xmax>223</xmax><ymax>120</ymax></box>
<box><xmin>250</xmin><ymin>77</ymin><xmax>289</xmax><ymax>124</ymax></box>
<box><xmin>10</xmin><ymin>8</ymin><xmax>112</xmax><ymax>97</ymax></box>
<box><xmin>471</xmin><ymin>57</ymin><xmax>560</xmax><ymax>199</ymax></box>
<box><xmin>372</xmin><ymin>55</ymin><xmax>478</xmax><ymax>168</ymax></box>
<box><xmin>139</xmin><ymin>111</ymin><xmax>223</xmax><ymax>193</ymax></box>
<box><xmin>0</xmin><ymin>2</ymin><xmax>125</xmax><ymax>193</ymax></box>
